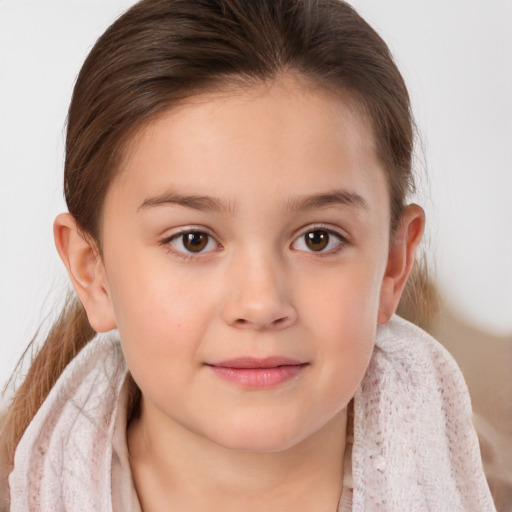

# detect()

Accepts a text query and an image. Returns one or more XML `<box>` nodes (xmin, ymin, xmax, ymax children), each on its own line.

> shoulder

<box><xmin>377</xmin><ymin>314</ymin><xmax>462</xmax><ymax>366</ymax></box>
<box><xmin>372</xmin><ymin>315</ymin><xmax>471</xmax><ymax>409</ymax></box>
<box><xmin>352</xmin><ymin>315</ymin><xmax>497</xmax><ymax>510</ymax></box>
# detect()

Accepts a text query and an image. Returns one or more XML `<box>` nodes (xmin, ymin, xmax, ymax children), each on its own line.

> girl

<box><xmin>0</xmin><ymin>0</ymin><xmax>497</xmax><ymax>510</ymax></box>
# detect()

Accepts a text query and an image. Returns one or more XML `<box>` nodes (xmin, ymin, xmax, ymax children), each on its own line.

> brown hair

<box><xmin>2</xmin><ymin>0</ymin><xmax>434</xmax><ymax>466</ymax></box>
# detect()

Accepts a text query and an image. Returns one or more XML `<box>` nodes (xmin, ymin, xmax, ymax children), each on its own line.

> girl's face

<box><xmin>98</xmin><ymin>78</ymin><xmax>394</xmax><ymax>451</ymax></box>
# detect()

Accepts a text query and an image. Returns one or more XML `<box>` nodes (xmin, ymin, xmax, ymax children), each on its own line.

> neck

<box><xmin>128</xmin><ymin>399</ymin><xmax>347</xmax><ymax>512</ymax></box>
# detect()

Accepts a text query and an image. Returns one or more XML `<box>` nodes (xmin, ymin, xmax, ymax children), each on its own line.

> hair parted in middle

<box><xmin>65</xmin><ymin>0</ymin><xmax>414</xmax><ymax>244</ymax></box>
<box><xmin>4</xmin><ymin>0</ymin><xmax>433</xmax><ymax>468</ymax></box>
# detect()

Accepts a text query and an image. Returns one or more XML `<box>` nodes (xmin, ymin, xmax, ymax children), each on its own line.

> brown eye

<box><xmin>304</xmin><ymin>230</ymin><xmax>329</xmax><ymax>251</ymax></box>
<box><xmin>182</xmin><ymin>232</ymin><xmax>209</xmax><ymax>252</ymax></box>
<box><xmin>291</xmin><ymin>228</ymin><xmax>345</xmax><ymax>254</ymax></box>
<box><xmin>167</xmin><ymin>230</ymin><xmax>218</xmax><ymax>256</ymax></box>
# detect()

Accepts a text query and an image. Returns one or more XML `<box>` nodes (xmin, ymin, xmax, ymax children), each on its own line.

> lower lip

<box><xmin>208</xmin><ymin>364</ymin><xmax>307</xmax><ymax>388</ymax></box>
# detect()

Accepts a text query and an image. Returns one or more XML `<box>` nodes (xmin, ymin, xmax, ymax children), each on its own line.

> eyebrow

<box><xmin>138</xmin><ymin>188</ymin><xmax>367</xmax><ymax>214</ymax></box>
<box><xmin>285</xmin><ymin>189</ymin><xmax>368</xmax><ymax>212</ymax></box>
<box><xmin>138</xmin><ymin>191</ymin><xmax>235</xmax><ymax>214</ymax></box>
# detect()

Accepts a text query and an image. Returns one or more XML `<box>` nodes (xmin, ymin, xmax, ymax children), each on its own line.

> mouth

<box><xmin>206</xmin><ymin>357</ymin><xmax>308</xmax><ymax>388</ymax></box>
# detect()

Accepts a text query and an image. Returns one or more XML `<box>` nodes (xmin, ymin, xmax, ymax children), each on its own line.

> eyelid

<box><xmin>291</xmin><ymin>223</ymin><xmax>350</xmax><ymax>254</ymax></box>
<box><xmin>160</xmin><ymin>226</ymin><xmax>222</xmax><ymax>259</ymax></box>
<box><xmin>158</xmin><ymin>223</ymin><xmax>349</xmax><ymax>259</ymax></box>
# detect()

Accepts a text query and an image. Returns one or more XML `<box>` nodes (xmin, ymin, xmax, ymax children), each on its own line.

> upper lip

<box><xmin>207</xmin><ymin>357</ymin><xmax>306</xmax><ymax>369</ymax></box>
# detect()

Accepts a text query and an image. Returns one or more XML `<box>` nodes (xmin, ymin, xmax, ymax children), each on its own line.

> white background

<box><xmin>1</xmin><ymin>0</ymin><xmax>511</xmax><ymax>386</ymax></box>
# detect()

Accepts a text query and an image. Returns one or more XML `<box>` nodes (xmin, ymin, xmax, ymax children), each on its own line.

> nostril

<box><xmin>231</xmin><ymin>315</ymin><xmax>291</xmax><ymax>330</ymax></box>
<box><xmin>222</xmin><ymin>292</ymin><xmax>298</xmax><ymax>330</ymax></box>
<box><xmin>272</xmin><ymin>316</ymin><xmax>289</xmax><ymax>327</ymax></box>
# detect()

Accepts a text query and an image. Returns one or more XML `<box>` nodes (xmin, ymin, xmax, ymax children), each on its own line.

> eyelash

<box><xmin>292</xmin><ymin>224</ymin><xmax>349</xmax><ymax>256</ymax></box>
<box><xmin>159</xmin><ymin>224</ymin><xmax>349</xmax><ymax>260</ymax></box>
<box><xmin>160</xmin><ymin>228</ymin><xmax>221</xmax><ymax>261</ymax></box>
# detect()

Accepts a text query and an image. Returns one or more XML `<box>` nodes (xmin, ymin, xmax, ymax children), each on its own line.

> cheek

<box><xmin>107</xmin><ymin>244</ymin><xmax>215</xmax><ymax>328</ymax></box>
<box><xmin>297</xmin><ymin>258</ymin><xmax>383</xmax><ymax>392</ymax></box>
<box><xmin>299</xmin><ymin>253</ymin><xmax>384</xmax><ymax>330</ymax></box>
<box><xmin>104</xmin><ymin>251</ymin><xmax>220</xmax><ymax>383</ymax></box>
<box><xmin>311</xmin><ymin>306</ymin><xmax>376</xmax><ymax>423</ymax></box>
<box><xmin>317</xmin><ymin>290</ymin><xmax>377</xmax><ymax>382</ymax></box>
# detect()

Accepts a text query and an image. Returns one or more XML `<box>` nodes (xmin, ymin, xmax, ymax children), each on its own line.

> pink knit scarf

<box><xmin>9</xmin><ymin>317</ymin><xmax>496</xmax><ymax>511</ymax></box>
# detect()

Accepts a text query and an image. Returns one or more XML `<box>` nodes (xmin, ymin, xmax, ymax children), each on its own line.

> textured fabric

<box><xmin>351</xmin><ymin>318</ymin><xmax>496</xmax><ymax>511</ymax></box>
<box><xmin>9</xmin><ymin>333</ymin><xmax>127</xmax><ymax>512</ymax></box>
<box><xmin>0</xmin><ymin>404</ymin><xmax>10</xmax><ymax>512</ymax></box>
<box><xmin>8</xmin><ymin>316</ymin><xmax>496</xmax><ymax>511</ymax></box>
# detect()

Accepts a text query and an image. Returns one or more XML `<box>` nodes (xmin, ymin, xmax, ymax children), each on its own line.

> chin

<box><xmin>201</xmin><ymin>416</ymin><xmax>316</xmax><ymax>454</ymax></box>
<box><xmin>215</xmin><ymin>433</ymin><xmax>302</xmax><ymax>454</ymax></box>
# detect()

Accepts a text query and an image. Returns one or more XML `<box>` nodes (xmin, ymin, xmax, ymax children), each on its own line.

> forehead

<box><xmin>108</xmin><ymin>76</ymin><xmax>388</xmax><ymax>217</ymax></box>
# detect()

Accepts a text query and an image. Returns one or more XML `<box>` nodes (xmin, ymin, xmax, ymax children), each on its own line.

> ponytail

<box><xmin>1</xmin><ymin>293</ymin><xmax>95</xmax><ymax>468</ymax></box>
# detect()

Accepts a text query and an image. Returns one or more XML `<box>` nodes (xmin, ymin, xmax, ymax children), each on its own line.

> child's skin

<box><xmin>54</xmin><ymin>76</ymin><xmax>424</xmax><ymax>512</ymax></box>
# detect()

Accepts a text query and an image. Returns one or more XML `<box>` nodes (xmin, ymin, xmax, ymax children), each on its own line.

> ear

<box><xmin>54</xmin><ymin>213</ymin><xmax>116</xmax><ymax>332</ymax></box>
<box><xmin>377</xmin><ymin>204</ymin><xmax>425</xmax><ymax>324</ymax></box>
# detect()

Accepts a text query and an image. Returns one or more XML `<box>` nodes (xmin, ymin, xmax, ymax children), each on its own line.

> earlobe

<box><xmin>53</xmin><ymin>213</ymin><xmax>117</xmax><ymax>332</ymax></box>
<box><xmin>377</xmin><ymin>204</ymin><xmax>425</xmax><ymax>324</ymax></box>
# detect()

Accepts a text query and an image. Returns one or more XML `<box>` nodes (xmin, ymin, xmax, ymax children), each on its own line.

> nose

<box><xmin>221</xmin><ymin>250</ymin><xmax>298</xmax><ymax>331</ymax></box>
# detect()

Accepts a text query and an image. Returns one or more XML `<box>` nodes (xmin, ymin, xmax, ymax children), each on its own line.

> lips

<box><xmin>206</xmin><ymin>357</ymin><xmax>308</xmax><ymax>388</ymax></box>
